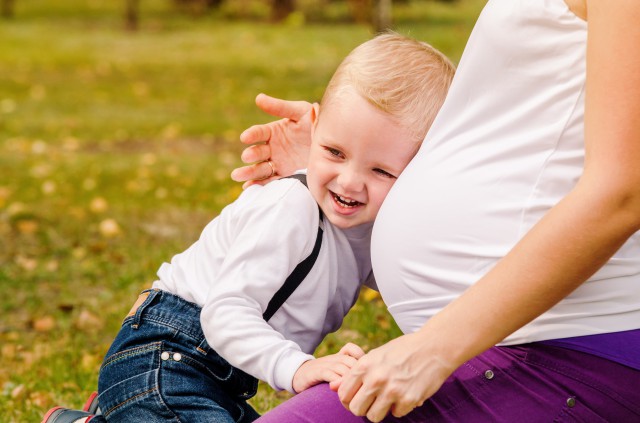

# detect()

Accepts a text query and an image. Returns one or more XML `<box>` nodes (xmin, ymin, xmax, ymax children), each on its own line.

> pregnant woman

<box><xmin>232</xmin><ymin>0</ymin><xmax>640</xmax><ymax>421</ymax></box>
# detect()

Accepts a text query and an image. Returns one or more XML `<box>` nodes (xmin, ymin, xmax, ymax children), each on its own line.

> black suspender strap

<box><xmin>262</xmin><ymin>174</ymin><xmax>324</xmax><ymax>322</ymax></box>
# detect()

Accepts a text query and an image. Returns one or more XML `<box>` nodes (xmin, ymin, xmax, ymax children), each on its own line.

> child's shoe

<box><xmin>82</xmin><ymin>391</ymin><xmax>100</xmax><ymax>414</ymax></box>
<box><xmin>41</xmin><ymin>407</ymin><xmax>94</xmax><ymax>423</ymax></box>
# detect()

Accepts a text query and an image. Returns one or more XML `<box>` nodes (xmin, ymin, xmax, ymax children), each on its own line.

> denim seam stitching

<box><xmin>103</xmin><ymin>386</ymin><xmax>158</xmax><ymax>417</ymax></box>
<box><xmin>101</xmin><ymin>342</ymin><xmax>162</xmax><ymax>370</ymax></box>
<box><xmin>163</xmin><ymin>349</ymin><xmax>234</xmax><ymax>382</ymax></box>
<box><xmin>139</xmin><ymin>315</ymin><xmax>203</xmax><ymax>341</ymax></box>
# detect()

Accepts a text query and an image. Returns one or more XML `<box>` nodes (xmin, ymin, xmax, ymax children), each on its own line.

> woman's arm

<box><xmin>336</xmin><ymin>2</ymin><xmax>640</xmax><ymax>421</ymax></box>
<box><xmin>231</xmin><ymin>93</ymin><xmax>314</xmax><ymax>186</ymax></box>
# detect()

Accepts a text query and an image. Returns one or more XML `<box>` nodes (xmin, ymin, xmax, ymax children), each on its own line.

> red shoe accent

<box><xmin>41</xmin><ymin>407</ymin><xmax>63</xmax><ymax>423</ymax></box>
<box><xmin>82</xmin><ymin>392</ymin><xmax>98</xmax><ymax>412</ymax></box>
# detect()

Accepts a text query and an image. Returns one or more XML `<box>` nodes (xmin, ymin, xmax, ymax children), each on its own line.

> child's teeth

<box><xmin>335</xmin><ymin>194</ymin><xmax>359</xmax><ymax>207</ymax></box>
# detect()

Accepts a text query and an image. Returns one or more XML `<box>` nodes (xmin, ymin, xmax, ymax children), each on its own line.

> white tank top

<box><xmin>372</xmin><ymin>0</ymin><xmax>640</xmax><ymax>344</ymax></box>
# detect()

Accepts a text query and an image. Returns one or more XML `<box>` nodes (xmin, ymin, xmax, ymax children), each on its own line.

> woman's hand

<box><xmin>231</xmin><ymin>93</ymin><xmax>314</xmax><ymax>187</ymax></box>
<box><xmin>292</xmin><ymin>343</ymin><xmax>365</xmax><ymax>393</ymax></box>
<box><xmin>335</xmin><ymin>332</ymin><xmax>455</xmax><ymax>422</ymax></box>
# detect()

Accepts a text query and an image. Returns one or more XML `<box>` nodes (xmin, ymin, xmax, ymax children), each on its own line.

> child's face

<box><xmin>307</xmin><ymin>88</ymin><xmax>418</xmax><ymax>229</ymax></box>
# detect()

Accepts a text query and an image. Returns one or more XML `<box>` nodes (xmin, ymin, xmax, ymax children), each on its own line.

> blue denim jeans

<box><xmin>92</xmin><ymin>288</ymin><xmax>260</xmax><ymax>422</ymax></box>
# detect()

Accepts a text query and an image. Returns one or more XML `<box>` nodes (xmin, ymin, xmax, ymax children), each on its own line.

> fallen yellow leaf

<box><xmin>89</xmin><ymin>197</ymin><xmax>109</xmax><ymax>214</ymax></box>
<box><xmin>32</xmin><ymin>316</ymin><xmax>56</xmax><ymax>332</ymax></box>
<box><xmin>362</xmin><ymin>287</ymin><xmax>381</xmax><ymax>302</ymax></box>
<box><xmin>16</xmin><ymin>219</ymin><xmax>39</xmax><ymax>235</ymax></box>
<box><xmin>99</xmin><ymin>218</ymin><xmax>121</xmax><ymax>238</ymax></box>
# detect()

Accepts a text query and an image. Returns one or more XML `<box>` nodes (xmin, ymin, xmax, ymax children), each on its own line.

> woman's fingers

<box><xmin>231</xmin><ymin>140</ymin><xmax>274</xmax><ymax>185</ymax></box>
<box><xmin>365</xmin><ymin>396</ymin><xmax>394</xmax><ymax>423</ymax></box>
<box><xmin>334</xmin><ymin>333</ymin><xmax>451</xmax><ymax>421</ymax></box>
<box><xmin>240</xmin><ymin>143</ymin><xmax>272</xmax><ymax>164</ymax></box>
<box><xmin>240</xmin><ymin>124</ymin><xmax>273</xmax><ymax>146</ymax></box>
<box><xmin>230</xmin><ymin>160</ymin><xmax>277</xmax><ymax>185</ymax></box>
<box><xmin>390</xmin><ymin>398</ymin><xmax>423</xmax><ymax>418</ymax></box>
<box><xmin>255</xmin><ymin>93</ymin><xmax>312</xmax><ymax>121</ymax></box>
<box><xmin>344</xmin><ymin>378</ymin><xmax>415</xmax><ymax>422</ymax></box>
<box><xmin>347</xmin><ymin>383</ymin><xmax>377</xmax><ymax>418</ymax></box>
<box><xmin>337</xmin><ymin>365</ymin><xmax>364</xmax><ymax>409</ymax></box>
<box><xmin>233</xmin><ymin>94</ymin><xmax>314</xmax><ymax>185</ymax></box>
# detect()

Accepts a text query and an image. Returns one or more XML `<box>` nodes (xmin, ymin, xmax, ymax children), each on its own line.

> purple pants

<box><xmin>256</xmin><ymin>344</ymin><xmax>640</xmax><ymax>422</ymax></box>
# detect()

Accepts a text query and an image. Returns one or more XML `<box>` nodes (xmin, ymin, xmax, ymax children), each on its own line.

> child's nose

<box><xmin>337</xmin><ymin>168</ymin><xmax>365</xmax><ymax>193</ymax></box>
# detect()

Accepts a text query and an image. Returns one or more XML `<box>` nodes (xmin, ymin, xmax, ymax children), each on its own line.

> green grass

<box><xmin>0</xmin><ymin>1</ymin><xmax>485</xmax><ymax>420</ymax></box>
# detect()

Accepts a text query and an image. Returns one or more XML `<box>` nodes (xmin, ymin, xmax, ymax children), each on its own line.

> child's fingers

<box><xmin>338</xmin><ymin>342</ymin><xmax>365</xmax><ymax>359</ymax></box>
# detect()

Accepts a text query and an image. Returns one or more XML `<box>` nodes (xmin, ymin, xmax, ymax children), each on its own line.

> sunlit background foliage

<box><xmin>0</xmin><ymin>0</ymin><xmax>484</xmax><ymax>420</ymax></box>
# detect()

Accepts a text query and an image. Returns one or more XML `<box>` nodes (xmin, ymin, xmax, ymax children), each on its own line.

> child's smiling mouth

<box><xmin>331</xmin><ymin>191</ymin><xmax>363</xmax><ymax>208</ymax></box>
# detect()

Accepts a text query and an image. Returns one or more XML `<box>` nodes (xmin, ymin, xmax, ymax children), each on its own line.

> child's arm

<box><xmin>200</xmin><ymin>180</ymin><xmax>348</xmax><ymax>394</ymax></box>
<box><xmin>292</xmin><ymin>343</ymin><xmax>365</xmax><ymax>393</ymax></box>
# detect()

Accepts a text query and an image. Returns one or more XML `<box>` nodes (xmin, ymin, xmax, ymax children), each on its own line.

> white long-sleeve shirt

<box><xmin>153</xmin><ymin>175</ymin><xmax>373</xmax><ymax>392</ymax></box>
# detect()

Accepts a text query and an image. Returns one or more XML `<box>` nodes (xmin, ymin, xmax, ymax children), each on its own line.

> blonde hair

<box><xmin>321</xmin><ymin>32</ymin><xmax>455</xmax><ymax>143</ymax></box>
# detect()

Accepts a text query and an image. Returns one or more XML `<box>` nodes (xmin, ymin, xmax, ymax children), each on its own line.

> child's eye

<box><xmin>324</xmin><ymin>147</ymin><xmax>344</xmax><ymax>158</ymax></box>
<box><xmin>373</xmin><ymin>168</ymin><xmax>397</xmax><ymax>179</ymax></box>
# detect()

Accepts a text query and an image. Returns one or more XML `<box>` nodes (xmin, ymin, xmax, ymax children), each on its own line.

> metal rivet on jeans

<box><xmin>161</xmin><ymin>351</ymin><xmax>170</xmax><ymax>361</ymax></box>
<box><xmin>484</xmin><ymin>370</ymin><xmax>495</xmax><ymax>380</ymax></box>
<box><xmin>173</xmin><ymin>353</ymin><xmax>182</xmax><ymax>362</ymax></box>
<box><xmin>566</xmin><ymin>397</ymin><xmax>576</xmax><ymax>408</ymax></box>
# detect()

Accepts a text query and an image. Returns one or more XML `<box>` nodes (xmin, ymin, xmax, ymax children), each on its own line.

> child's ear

<box><xmin>310</xmin><ymin>103</ymin><xmax>320</xmax><ymax>130</ymax></box>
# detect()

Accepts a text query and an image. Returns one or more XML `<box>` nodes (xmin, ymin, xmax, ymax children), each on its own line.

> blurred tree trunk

<box><xmin>373</xmin><ymin>0</ymin><xmax>392</xmax><ymax>32</ymax></box>
<box><xmin>348</xmin><ymin>0</ymin><xmax>392</xmax><ymax>31</ymax></box>
<box><xmin>271</xmin><ymin>0</ymin><xmax>295</xmax><ymax>22</ymax></box>
<box><xmin>2</xmin><ymin>0</ymin><xmax>14</xmax><ymax>18</ymax></box>
<box><xmin>125</xmin><ymin>0</ymin><xmax>139</xmax><ymax>31</ymax></box>
<box><xmin>173</xmin><ymin>0</ymin><xmax>222</xmax><ymax>14</ymax></box>
<box><xmin>348</xmin><ymin>0</ymin><xmax>371</xmax><ymax>24</ymax></box>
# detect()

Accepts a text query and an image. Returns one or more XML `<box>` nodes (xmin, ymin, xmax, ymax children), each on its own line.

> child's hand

<box><xmin>337</xmin><ymin>342</ymin><xmax>365</xmax><ymax>359</ymax></box>
<box><xmin>292</xmin><ymin>343</ymin><xmax>365</xmax><ymax>393</ymax></box>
